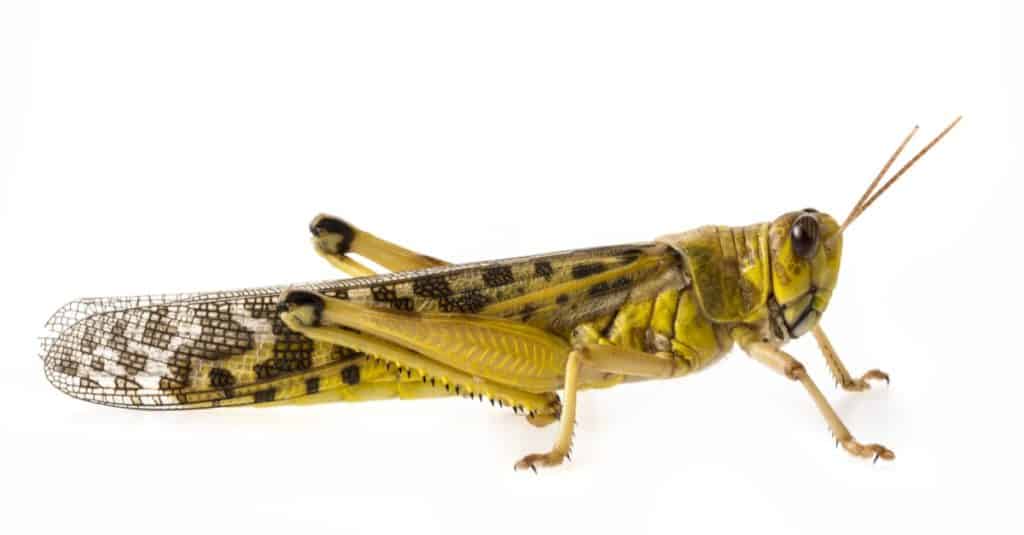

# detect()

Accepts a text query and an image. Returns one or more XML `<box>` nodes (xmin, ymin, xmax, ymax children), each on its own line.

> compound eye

<box><xmin>791</xmin><ymin>214</ymin><xmax>819</xmax><ymax>259</ymax></box>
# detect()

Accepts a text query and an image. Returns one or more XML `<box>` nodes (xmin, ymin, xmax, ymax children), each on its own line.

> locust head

<box><xmin>765</xmin><ymin>116</ymin><xmax>961</xmax><ymax>341</ymax></box>
<box><xmin>764</xmin><ymin>209</ymin><xmax>842</xmax><ymax>339</ymax></box>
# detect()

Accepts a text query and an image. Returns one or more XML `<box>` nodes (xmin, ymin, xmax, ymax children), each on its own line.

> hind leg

<box><xmin>278</xmin><ymin>293</ymin><xmax>562</xmax><ymax>423</ymax></box>
<box><xmin>309</xmin><ymin>214</ymin><xmax>449</xmax><ymax>276</ymax></box>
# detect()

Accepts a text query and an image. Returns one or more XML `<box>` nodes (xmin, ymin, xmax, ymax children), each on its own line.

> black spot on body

<box><xmin>342</xmin><ymin>365</ymin><xmax>360</xmax><ymax>385</ymax></box>
<box><xmin>253</xmin><ymin>388</ymin><xmax>277</xmax><ymax>403</ymax></box>
<box><xmin>208</xmin><ymin>368</ymin><xmax>237</xmax><ymax>388</ymax></box>
<box><xmin>413</xmin><ymin>276</ymin><xmax>453</xmax><ymax>298</ymax></box>
<box><xmin>519</xmin><ymin>304</ymin><xmax>537</xmax><ymax>321</ymax></box>
<box><xmin>571</xmin><ymin>262</ymin><xmax>606</xmax><ymax>279</ymax></box>
<box><xmin>534</xmin><ymin>261</ymin><xmax>554</xmax><ymax>280</ymax></box>
<box><xmin>305</xmin><ymin>377</ymin><xmax>320</xmax><ymax>395</ymax></box>
<box><xmin>556</xmin><ymin>294</ymin><xmax>569</xmax><ymax>305</ymax></box>
<box><xmin>482</xmin><ymin>266</ymin><xmax>515</xmax><ymax>287</ymax></box>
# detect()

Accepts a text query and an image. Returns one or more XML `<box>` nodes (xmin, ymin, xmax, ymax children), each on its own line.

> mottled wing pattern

<box><xmin>41</xmin><ymin>243</ymin><xmax>684</xmax><ymax>409</ymax></box>
<box><xmin>41</xmin><ymin>281</ymin><xmax>365</xmax><ymax>409</ymax></box>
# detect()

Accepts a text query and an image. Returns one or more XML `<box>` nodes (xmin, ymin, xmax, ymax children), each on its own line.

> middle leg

<box><xmin>514</xmin><ymin>343</ymin><xmax>688</xmax><ymax>471</ymax></box>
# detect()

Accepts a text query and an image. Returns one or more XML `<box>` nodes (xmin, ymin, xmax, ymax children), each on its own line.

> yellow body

<box><xmin>41</xmin><ymin>117</ymin><xmax>961</xmax><ymax>469</ymax></box>
<box><xmin>41</xmin><ymin>210</ymin><xmax>842</xmax><ymax>410</ymax></box>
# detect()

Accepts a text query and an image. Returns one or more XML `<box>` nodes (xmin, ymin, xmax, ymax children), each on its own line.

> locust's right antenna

<box><xmin>834</xmin><ymin>116</ymin><xmax>962</xmax><ymax>240</ymax></box>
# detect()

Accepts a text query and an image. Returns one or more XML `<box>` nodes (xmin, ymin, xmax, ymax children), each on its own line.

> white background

<box><xmin>1</xmin><ymin>2</ymin><xmax>1020</xmax><ymax>534</ymax></box>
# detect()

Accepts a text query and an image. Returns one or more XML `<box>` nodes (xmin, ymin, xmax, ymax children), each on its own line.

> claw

<box><xmin>840</xmin><ymin>438</ymin><xmax>894</xmax><ymax>462</ymax></box>
<box><xmin>514</xmin><ymin>451</ymin><xmax>568</xmax><ymax>472</ymax></box>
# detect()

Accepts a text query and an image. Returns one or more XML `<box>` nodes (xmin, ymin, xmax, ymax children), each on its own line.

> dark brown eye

<box><xmin>791</xmin><ymin>214</ymin><xmax>819</xmax><ymax>259</ymax></box>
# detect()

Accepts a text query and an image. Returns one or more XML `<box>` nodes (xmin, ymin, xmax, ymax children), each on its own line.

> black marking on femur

<box><xmin>519</xmin><ymin>303</ymin><xmax>538</xmax><ymax>321</ymax></box>
<box><xmin>556</xmin><ymin>293</ymin><xmax>569</xmax><ymax>305</ymax></box>
<box><xmin>310</xmin><ymin>215</ymin><xmax>356</xmax><ymax>254</ymax></box>
<box><xmin>277</xmin><ymin>290</ymin><xmax>325</xmax><ymax>326</ymax></box>
<box><xmin>331</xmin><ymin>346</ymin><xmax>366</xmax><ymax>363</ymax></box>
<box><xmin>254</xmin><ymin>349</ymin><xmax>313</xmax><ymax>380</ymax></box>
<box><xmin>341</xmin><ymin>365</ymin><xmax>361</xmax><ymax>385</ymax></box>
<box><xmin>208</xmin><ymin>368</ymin><xmax>237</xmax><ymax>388</ymax></box>
<box><xmin>305</xmin><ymin>377</ymin><xmax>320</xmax><ymax>395</ymax></box>
<box><xmin>571</xmin><ymin>262</ymin><xmax>606</xmax><ymax>279</ymax></box>
<box><xmin>413</xmin><ymin>276</ymin><xmax>453</xmax><ymax>298</ymax></box>
<box><xmin>438</xmin><ymin>289</ymin><xmax>491</xmax><ymax>313</ymax></box>
<box><xmin>534</xmin><ymin>261</ymin><xmax>554</xmax><ymax>280</ymax></box>
<box><xmin>116</xmin><ymin>350</ymin><xmax>148</xmax><ymax>374</ymax></box>
<box><xmin>253</xmin><ymin>388</ymin><xmax>277</xmax><ymax>403</ymax></box>
<box><xmin>482</xmin><ymin>266</ymin><xmax>515</xmax><ymax>287</ymax></box>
